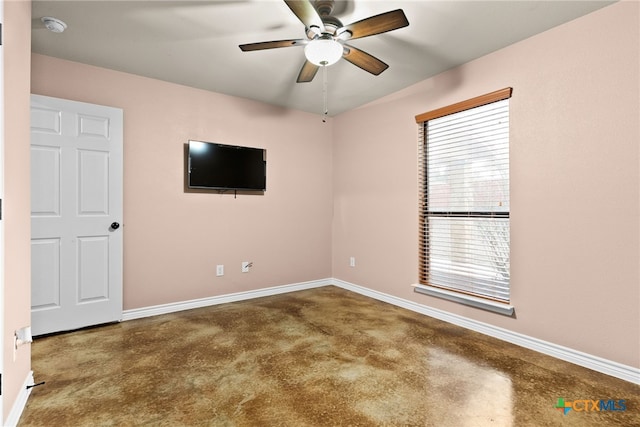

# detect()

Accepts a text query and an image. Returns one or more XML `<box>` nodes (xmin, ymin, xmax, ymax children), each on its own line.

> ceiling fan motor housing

<box><xmin>306</xmin><ymin>16</ymin><xmax>344</xmax><ymax>39</ymax></box>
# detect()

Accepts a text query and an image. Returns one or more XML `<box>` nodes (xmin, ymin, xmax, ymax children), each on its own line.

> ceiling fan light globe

<box><xmin>304</xmin><ymin>39</ymin><xmax>343</xmax><ymax>66</ymax></box>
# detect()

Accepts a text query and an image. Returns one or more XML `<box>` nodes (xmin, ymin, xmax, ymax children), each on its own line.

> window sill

<box><xmin>412</xmin><ymin>284</ymin><xmax>514</xmax><ymax>316</ymax></box>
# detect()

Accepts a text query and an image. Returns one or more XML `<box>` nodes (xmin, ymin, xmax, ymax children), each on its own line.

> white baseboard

<box><xmin>331</xmin><ymin>279</ymin><xmax>640</xmax><ymax>385</ymax></box>
<box><xmin>120</xmin><ymin>277</ymin><xmax>638</xmax><ymax>385</ymax></box>
<box><xmin>4</xmin><ymin>370</ymin><xmax>34</xmax><ymax>427</ymax></box>
<box><xmin>122</xmin><ymin>278</ymin><xmax>331</xmax><ymax>321</ymax></box>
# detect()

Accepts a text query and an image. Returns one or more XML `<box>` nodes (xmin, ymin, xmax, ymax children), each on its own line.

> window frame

<box><xmin>415</xmin><ymin>88</ymin><xmax>514</xmax><ymax>315</ymax></box>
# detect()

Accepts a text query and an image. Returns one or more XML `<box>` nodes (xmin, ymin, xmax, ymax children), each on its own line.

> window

<box><xmin>415</xmin><ymin>88</ymin><xmax>512</xmax><ymax>312</ymax></box>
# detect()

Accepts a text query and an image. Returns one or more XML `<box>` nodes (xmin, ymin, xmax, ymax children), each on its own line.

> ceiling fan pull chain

<box><xmin>322</xmin><ymin>64</ymin><xmax>328</xmax><ymax>122</ymax></box>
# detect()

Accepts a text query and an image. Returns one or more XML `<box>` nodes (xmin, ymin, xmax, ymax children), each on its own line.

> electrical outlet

<box><xmin>350</xmin><ymin>257</ymin><xmax>356</xmax><ymax>267</ymax></box>
<box><xmin>14</xmin><ymin>326</ymin><xmax>33</xmax><ymax>361</ymax></box>
<box><xmin>16</xmin><ymin>326</ymin><xmax>32</xmax><ymax>344</ymax></box>
<box><xmin>216</xmin><ymin>265</ymin><xmax>224</xmax><ymax>277</ymax></box>
<box><xmin>242</xmin><ymin>261</ymin><xmax>252</xmax><ymax>273</ymax></box>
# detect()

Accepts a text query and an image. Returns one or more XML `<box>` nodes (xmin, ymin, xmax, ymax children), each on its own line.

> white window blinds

<box><xmin>420</xmin><ymin>97</ymin><xmax>510</xmax><ymax>302</ymax></box>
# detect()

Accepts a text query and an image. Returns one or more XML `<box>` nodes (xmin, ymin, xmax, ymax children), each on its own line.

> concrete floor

<box><xmin>19</xmin><ymin>286</ymin><xmax>639</xmax><ymax>426</ymax></box>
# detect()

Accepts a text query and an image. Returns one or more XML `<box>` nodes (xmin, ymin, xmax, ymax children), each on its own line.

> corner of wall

<box><xmin>2</xmin><ymin>0</ymin><xmax>33</xmax><ymax>423</ymax></box>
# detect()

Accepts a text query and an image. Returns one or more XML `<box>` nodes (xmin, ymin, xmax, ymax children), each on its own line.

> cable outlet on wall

<box><xmin>350</xmin><ymin>257</ymin><xmax>356</xmax><ymax>267</ymax></box>
<box><xmin>216</xmin><ymin>265</ymin><xmax>224</xmax><ymax>277</ymax></box>
<box><xmin>242</xmin><ymin>261</ymin><xmax>252</xmax><ymax>273</ymax></box>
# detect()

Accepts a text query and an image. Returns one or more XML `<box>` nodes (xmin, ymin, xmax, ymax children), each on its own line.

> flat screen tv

<box><xmin>187</xmin><ymin>140</ymin><xmax>266</xmax><ymax>191</ymax></box>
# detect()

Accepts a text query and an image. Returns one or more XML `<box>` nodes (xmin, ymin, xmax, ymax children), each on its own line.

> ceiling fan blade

<box><xmin>342</xmin><ymin>45</ymin><xmax>389</xmax><ymax>75</ymax></box>
<box><xmin>284</xmin><ymin>0</ymin><xmax>325</xmax><ymax>33</ymax></box>
<box><xmin>338</xmin><ymin>9</ymin><xmax>409</xmax><ymax>40</ymax></box>
<box><xmin>239</xmin><ymin>39</ymin><xmax>306</xmax><ymax>52</ymax></box>
<box><xmin>296</xmin><ymin>60</ymin><xmax>319</xmax><ymax>83</ymax></box>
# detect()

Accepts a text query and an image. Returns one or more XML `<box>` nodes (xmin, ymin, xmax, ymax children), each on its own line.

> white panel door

<box><xmin>30</xmin><ymin>94</ymin><xmax>123</xmax><ymax>336</ymax></box>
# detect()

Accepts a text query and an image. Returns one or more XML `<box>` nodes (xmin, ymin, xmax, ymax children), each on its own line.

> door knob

<box><xmin>110</xmin><ymin>222</ymin><xmax>120</xmax><ymax>230</ymax></box>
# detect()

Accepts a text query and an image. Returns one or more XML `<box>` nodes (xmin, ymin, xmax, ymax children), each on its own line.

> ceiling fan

<box><xmin>239</xmin><ymin>0</ymin><xmax>409</xmax><ymax>83</ymax></box>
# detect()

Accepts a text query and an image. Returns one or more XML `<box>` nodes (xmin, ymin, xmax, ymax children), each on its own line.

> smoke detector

<box><xmin>41</xmin><ymin>17</ymin><xmax>67</xmax><ymax>33</ymax></box>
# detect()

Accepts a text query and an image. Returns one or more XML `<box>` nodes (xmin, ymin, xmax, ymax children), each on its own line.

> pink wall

<box><xmin>30</xmin><ymin>56</ymin><xmax>334</xmax><ymax>310</ymax></box>
<box><xmin>332</xmin><ymin>1</ymin><xmax>639</xmax><ymax>368</ymax></box>
<box><xmin>3</xmin><ymin>0</ymin><xmax>33</xmax><ymax>421</ymax></box>
<box><xmin>26</xmin><ymin>0</ymin><xmax>638</xmax><ymax>381</ymax></box>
